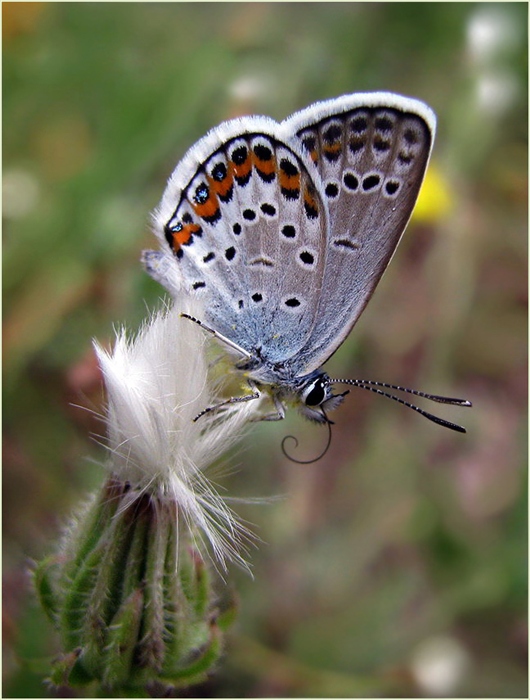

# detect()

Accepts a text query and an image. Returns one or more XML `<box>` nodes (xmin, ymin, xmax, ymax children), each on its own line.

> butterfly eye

<box><xmin>302</xmin><ymin>378</ymin><xmax>327</xmax><ymax>407</ymax></box>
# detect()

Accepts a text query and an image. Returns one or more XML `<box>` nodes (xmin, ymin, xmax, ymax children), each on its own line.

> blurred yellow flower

<box><xmin>413</xmin><ymin>163</ymin><xmax>453</xmax><ymax>224</ymax></box>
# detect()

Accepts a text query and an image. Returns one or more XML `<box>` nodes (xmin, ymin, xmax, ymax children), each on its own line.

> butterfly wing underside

<box><xmin>150</xmin><ymin>119</ymin><xmax>328</xmax><ymax>364</ymax></box>
<box><xmin>282</xmin><ymin>93</ymin><xmax>436</xmax><ymax>374</ymax></box>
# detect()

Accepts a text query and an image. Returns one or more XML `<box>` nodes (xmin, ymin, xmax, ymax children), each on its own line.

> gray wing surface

<box><xmin>150</xmin><ymin>118</ymin><xmax>329</xmax><ymax>365</ymax></box>
<box><xmin>281</xmin><ymin>92</ymin><xmax>436</xmax><ymax>375</ymax></box>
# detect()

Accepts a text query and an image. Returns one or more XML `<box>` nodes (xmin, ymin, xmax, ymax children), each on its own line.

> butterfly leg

<box><xmin>253</xmin><ymin>394</ymin><xmax>286</xmax><ymax>422</ymax></box>
<box><xmin>192</xmin><ymin>380</ymin><xmax>262</xmax><ymax>422</ymax></box>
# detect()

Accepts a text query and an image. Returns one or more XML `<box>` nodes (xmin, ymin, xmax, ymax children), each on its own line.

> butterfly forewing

<box><xmin>282</xmin><ymin>94</ymin><xmax>435</xmax><ymax>374</ymax></box>
<box><xmin>156</xmin><ymin>123</ymin><xmax>328</xmax><ymax>365</ymax></box>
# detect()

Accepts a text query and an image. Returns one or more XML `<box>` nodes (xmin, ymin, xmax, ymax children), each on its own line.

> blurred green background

<box><xmin>3</xmin><ymin>2</ymin><xmax>527</xmax><ymax>697</ymax></box>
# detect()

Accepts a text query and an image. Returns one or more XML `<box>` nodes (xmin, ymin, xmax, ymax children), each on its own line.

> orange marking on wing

<box><xmin>193</xmin><ymin>194</ymin><xmax>220</xmax><ymax>220</ymax></box>
<box><xmin>230</xmin><ymin>152</ymin><xmax>252</xmax><ymax>181</ymax></box>
<box><xmin>279</xmin><ymin>170</ymin><xmax>300</xmax><ymax>192</ymax></box>
<box><xmin>304</xmin><ymin>187</ymin><xmax>319</xmax><ymax>214</ymax></box>
<box><xmin>323</xmin><ymin>143</ymin><xmax>342</xmax><ymax>158</ymax></box>
<box><xmin>172</xmin><ymin>223</ymin><xmax>201</xmax><ymax>250</ymax></box>
<box><xmin>209</xmin><ymin>170</ymin><xmax>233</xmax><ymax>199</ymax></box>
<box><xmin>253</xmin><ymin>151</ymin><xmax>277</xmax><ymax>176</ymax></box>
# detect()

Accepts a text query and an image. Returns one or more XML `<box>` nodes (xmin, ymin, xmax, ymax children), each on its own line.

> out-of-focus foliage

<box><xmin>3</xmin><ymin>3</ymin><xmax>527</xmax><ymax>697</ymax></box>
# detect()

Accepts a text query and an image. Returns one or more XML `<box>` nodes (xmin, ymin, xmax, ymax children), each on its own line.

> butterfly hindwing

<box><xmin>281</xmin><ymin>92</ymin><xmax>435</xmax><ymax>373</ymax></box>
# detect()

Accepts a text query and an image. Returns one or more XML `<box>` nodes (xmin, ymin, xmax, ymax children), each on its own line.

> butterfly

<box><xmin>143</xmin><ymin>92</ymin><xmax>471</xmax><ymax>443</ymax></box>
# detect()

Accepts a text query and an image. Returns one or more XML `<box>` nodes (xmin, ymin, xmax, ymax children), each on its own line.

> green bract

<box><xmin>35</xmin><ymin>478</ymin><xmax>235</xmax><ymax>695</ymax></box>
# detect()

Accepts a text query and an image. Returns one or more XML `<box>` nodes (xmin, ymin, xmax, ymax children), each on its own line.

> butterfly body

<box><xmin>144</xmin><ymin>92</ymin><xmax>470</xmax><ymax>429</ymax></box>
<box><xmin>238</xmin><ymin>366</ymin><xmax>345</xmax><ymax>424</ymax></box>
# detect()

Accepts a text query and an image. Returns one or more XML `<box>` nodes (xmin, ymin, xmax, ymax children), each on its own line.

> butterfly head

<box><xmin>296</xmin><ymin>372</ymin><xmax>350</xmax><ymax>423</ymax></box>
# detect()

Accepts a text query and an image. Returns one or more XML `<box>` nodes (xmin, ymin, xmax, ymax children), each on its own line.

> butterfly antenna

<box><xmin>281</xmin><ymin>414</ymin><xmax>333</xmax><ymax>464</ymax></box>
<box><xmin>330</xmin><ymin>379</ymin><xmax>472</xmax><ymax>433</ymax></box>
